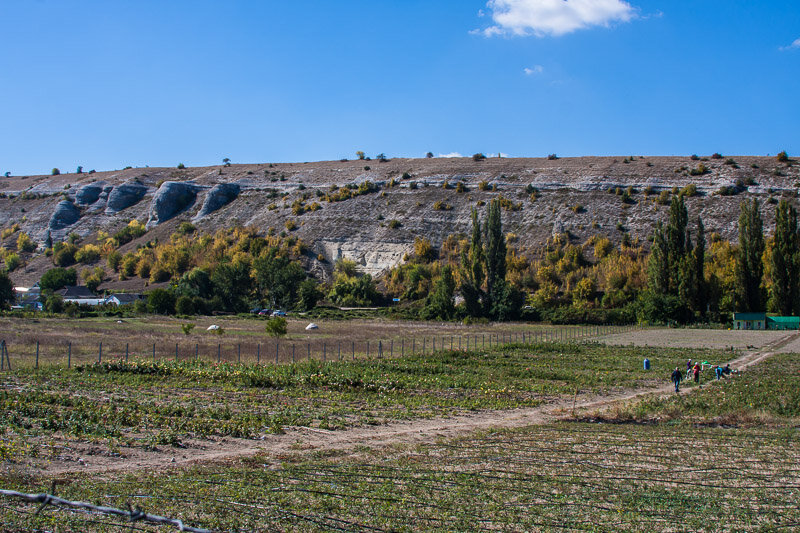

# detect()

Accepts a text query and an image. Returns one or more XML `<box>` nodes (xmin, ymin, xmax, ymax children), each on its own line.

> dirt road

<box><xmin>34</xmin><ymin>330</ymin><xmax>798</xmax><ymax>478</ymax></box>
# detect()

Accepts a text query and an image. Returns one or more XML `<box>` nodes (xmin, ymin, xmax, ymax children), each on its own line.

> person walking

<box><xmin>671</xmin><ymin>367</ymin><xmax>683</xmax><ymax>393</ymax></box>
<box><xmin>692</xmin><ymin>362</ymin><xmax>701</xmax><ymax>384</ymax></box>
<box><xmin>715</xmin><ymin>365</ymin><xmax>724</xmax><ymax>380</ymax></box>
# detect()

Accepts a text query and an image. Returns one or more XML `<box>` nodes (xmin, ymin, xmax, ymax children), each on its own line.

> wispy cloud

<box><xmin>482</xmin><ymin>0</ymin><xmax>636</xmax><ymax>37</ymax></box>
<box><xmin>524</xmin><ymin>65</ymin><xmax>544</xmax><ymax>75</ymax></box>
<box><xmin>780</xmin><ymin>38</ymin><xmax>800</xmax><ymax>51</ymax></box>
<box><xmin>439</xmin><ymin>152</ymin><xmax>463</xmax><ymax>158</ymax></box>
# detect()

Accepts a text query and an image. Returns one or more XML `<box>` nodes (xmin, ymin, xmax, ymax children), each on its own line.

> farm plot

<box><xmin>0</xmin><ymin>341</ymin><xmax>712</xmax><ymax>476</ymax></box>
<box><xmin>2</xmin><ymin>424</ymin><xmax>797</xmax><ymax>531</ymax></box>
<box><xmin>598</xmin><ymin>327</ymin><xmax>787</xmax><ymax>350</ymax></box>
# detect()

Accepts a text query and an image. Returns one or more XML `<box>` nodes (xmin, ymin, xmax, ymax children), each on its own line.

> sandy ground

<box><xmin>13</xmin><ymin>328</ymin><xmax>796</xmax><ymax>480</ymax></box>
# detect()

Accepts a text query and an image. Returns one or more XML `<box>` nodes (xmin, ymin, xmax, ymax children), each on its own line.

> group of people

<box><xmin>670</xmin><ymin>359</ymin><xmax>732</xmax><ymax>392</ymax></box>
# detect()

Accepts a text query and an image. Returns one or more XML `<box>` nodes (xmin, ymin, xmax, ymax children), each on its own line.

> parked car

<box><xmin>271</xmin><ymin>310</ymin><xmax>286</xmax><ymax>317</ymax></box>
<box><xmin>250</xmin><ymin>307</ymin><xmax>262</xmax><ymax>314</ymax></box>
<box><xmin>258</xmin><ymin>309</ymin><xmax>272</xmax><ymax>316</ymax></box>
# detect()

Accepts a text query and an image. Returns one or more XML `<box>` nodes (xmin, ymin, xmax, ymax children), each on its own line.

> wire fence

<box><xmin>0</xmin><ymin>324</ymin><xmax>639</xmax><ymax>370</ymax></box>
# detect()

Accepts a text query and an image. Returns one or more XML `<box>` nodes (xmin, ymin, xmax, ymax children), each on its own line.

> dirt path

<box><xmin>35</xmin><ymin>331</ymin><xmax>798</xmax><ymax>478</ymax></box>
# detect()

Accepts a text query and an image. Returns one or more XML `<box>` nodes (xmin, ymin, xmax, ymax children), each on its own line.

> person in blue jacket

<box><xmin>671</xmin><ymin>367</ymin><xmax>683</xmax><ymax>393</ymax></box>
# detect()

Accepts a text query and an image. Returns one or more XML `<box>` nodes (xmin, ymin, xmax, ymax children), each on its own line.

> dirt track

<box><xmin>31</xmin><ymin>330</ymin><xmax>798</xmax><ymax>478</ymax></box>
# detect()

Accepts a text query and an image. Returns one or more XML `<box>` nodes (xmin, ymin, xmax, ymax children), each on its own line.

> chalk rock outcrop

<box><xmin>147</xmin><ymin>181</ymin><xmax>200</xmax><ymax>227</ymax></box>
<box><xmin>75</xmin><ymin>181</ymin><xmax>106</xmax><ymax>205</ymax></box>
<box><xmin>194</xmin><ymin>183</ymin><xmax>240</xmax><ymax>220</ymax></box>
<box><xmin>49</xmin><ymin>200</ymin><xmax>81</xmax><ymax>230</ymax></box>
<box><xmin>105</xmin><ymin>182</ymin><xmax>148</xmax><ymax>214</ymax></box>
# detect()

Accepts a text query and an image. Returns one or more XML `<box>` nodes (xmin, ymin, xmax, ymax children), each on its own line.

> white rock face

<box><xmin>317</xmin><ymin>240</ymin><xmax>413</xmax><ymax>277</ymax></box>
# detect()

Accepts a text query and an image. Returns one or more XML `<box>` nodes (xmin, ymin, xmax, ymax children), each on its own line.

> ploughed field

<box><xmin>1</xmin><ymin>324</ymin><xmax>798</xmax><ymax>531</ymax></box>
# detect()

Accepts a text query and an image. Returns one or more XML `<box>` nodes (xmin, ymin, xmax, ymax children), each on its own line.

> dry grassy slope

<box><xmin>1</xmin><ymin>155</ymin><xmax>798</xmax><ymax>289</ymax></box>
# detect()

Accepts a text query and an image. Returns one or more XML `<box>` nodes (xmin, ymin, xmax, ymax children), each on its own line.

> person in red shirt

<box><xmin>692</xmin><ymin>363</ymin><xmax>701</xmax><ymax>384</ymax></box>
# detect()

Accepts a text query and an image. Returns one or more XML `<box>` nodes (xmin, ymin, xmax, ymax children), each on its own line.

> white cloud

<box><xmin>439</xmin><ymin>152</ymin><xmax>463</xmax><ymax>158</ymax></box>
<box><xmin>524</xmin><ymin>65</ymin><xmax>544</xmax><ymax>75</ymax></box>
<box><xmin>484</xmin><ymin>0</ymin><xmax>636</xmax><ymax>37</ymax></box>
<box><xmin>780</xmin><ymin>38</ymin><xmax>800</xmax><ymax>51</ymax></box>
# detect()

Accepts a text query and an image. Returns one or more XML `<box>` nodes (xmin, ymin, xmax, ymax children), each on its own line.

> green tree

<box><xmin>265</xmin><ymin>316</ymin><xmax>288</xmax><ymax>338</ymax></box>
<box><xmin>253</xmin><ymin>250</ymin><xmax>306</xmax><ymax>309</ymax></box>
<box><xmin>647</xmin><ymin>222</ymin><xmax>669</xmax><ymax>294</ymax></box>
<box><xmin>0</xmin><ymin>270</ymin><xmax>13</xmax><ymax>310</ymax></box>
<box><xmin>147</xmin><ymin>288</ymin><xmax>176</xmax><ymax>315</ymax></box>
<box><xmin>211</xmin><ymin>261</ymin><xmax>252</xmax><ymax>312</ymax></box>
<box><xmin>484</xmin><ymin>198</ymin><xmax>507</xmax><ymax>315</ymax></box>
<box><xmin>422</xmin><ymin>265</ymin><xmax>455</xmax><ymax>320</ymax></box>
<box><xmin>665</xmin><ymin>195</ymin><xmax>688</xmax><ymax>292</ymax></box>
<box><xmin>692</xmin><ymin>217</ymin><xmax>707</xmax><ymax>314</ymax></box>
<box><xmin>460</xmin><ymin>208</ymin><xmax>485</xmax><ymax>317</ymax></box>
<box><xmin>296</xmin><ymin>279</ymin><xmax>322</xmax><ymax>311</ymax></box>
<box><xmin>736</xmin><ymin>199</ymin><xmax>765</xmax><ymax>312</ymax></box>
<box><xmin>40</xmin><ymin>267</ymin><xmax>77</xmax><ymax>292</ymax></box>
<box><xmin>175</xmin><ymin>295</ymin><xmax>197</xmax><ymax>315</ymax></box>
<box><xmin>770</xmin><ymin>199</ymin><xmax>799</xmax><ymax>315</ymax></box>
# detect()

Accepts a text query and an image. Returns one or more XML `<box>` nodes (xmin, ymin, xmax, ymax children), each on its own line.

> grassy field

<box><xmin>1</xmin><ymin>327</ymin><xmax>797</xmax><ymax>531</ymax></box>
<box><xmin>0</xmin><ymin>315</ymin><xmax>630</xmax><ymax>367</ymax></box>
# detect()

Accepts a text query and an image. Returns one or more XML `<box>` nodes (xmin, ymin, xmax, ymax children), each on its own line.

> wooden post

<box><xmin>352</xmin><ymin>341</ymin><xmax>355</xmax><ymax>360</ymax></box>
<box><xmin>217</xmin><ymin>344</ymin><xmax>221</xmax><ymax>363</ymax></box>
<box><xmin>195</xmin><ymin>343</ymin><xmax>198</xmax><ymax>361</ymax></box>
<box><xmin>451</xmin><ymin>336</ymin><xmax>454</xmax><ymax>350</ymax></box>
<box><xmin>153</xmin><ymin>343</ymin><xmax>156</xmax><ymax>362</ymax></box>
<box><xmin>390</xmin><ymin>339</ymin><xmax>393</xmax><ymax>357</ymax></box>
<box><xmin>292</xmin><ymin>344</ymin><xmax>296</xmax><ymax>363</ymax></box>
<box><xmin>176</xmin><ymin>343</ymin><xmax>179</xmax><ymax>361</ymax></box>
<box><xmin>323</xmin><ymin>343</ymin><xmax>326</xmax><ymax>362</ymax></box>
<box><xmin>412</xmin><ymin>337</ymin><xmax>415</xmax><ymax>354</ymax></box>
<box><xmin>98</xmin><ymin>342</ymin><xmax>102</xmax><ymax>363</ymax></box>
<box><xmin>35</xmin><ymin>341</ymin><xmax>39</xmax><ymax>370</ymax></box>
<box><xmin>276</xmin><ymin>342</ymin><xmax>279</xmax><ymax>365</ymax></box>
<box><xmin>422</xmin><ymin>337</ymin><xmax>425</xmax><ymax>354</ymax></box>
<box><xmin>367</xmin><ymin>341</ymin><xmax>370</xmax><ymax>358</ymax></box>
<box><xmin>307</xmin><ymin>343</ymin><xmax>310</xmax><ymax>361</ymax></box>
<box><xmin>68</xmin><ymin>342</ymin><xmax>71</xmax><ymax>368</ymax></box>
<box><xmin>483</xmin><ymin>334</ymin><xmax>485</xmax><ymax>349</ymax></box>
<box><xmin>126</xmin><ymin>343</ymin><xmax>129</xmax><ymax>363</ymax></box>
<box><xmin>338</xmin><ymin>341</ymin><xmax>341</xmax><ymax>361</ymax></box>
<box><xmin>257</xmin><ymin>343</ymin><xmax>261</xmax><ymax>364</ymax></box>
<box><xmin>401</xmin><ymin>338</ymin><xmax>404</xmax><ymax>357</ymax></box>
<box><xmin>379</xmin><ymin>340</ymin><xmax>383</xmax><ymax>359</ymax></box>
<box><xmin>432</xmin><ymin>337</ymin><xmax>436</xmax><ymax>352</ymax></box>
<box><xmin>238</xmin><ymin>344</ymin><xmax>241</xmax><ymax>363</ymax></box>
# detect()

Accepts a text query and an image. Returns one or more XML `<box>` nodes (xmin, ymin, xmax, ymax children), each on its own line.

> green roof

<box><xmin>733</xmin><ymin>312</ymin><xmax>766</xmax><ymax>320</ymax></box>
<box><xmin>768</xmin><ymin>316</ymin><xmax>800</xmax><ymax>324</ymax></box>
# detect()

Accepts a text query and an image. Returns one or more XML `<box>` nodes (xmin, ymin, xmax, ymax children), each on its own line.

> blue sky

<box><xmin>1</xmin><ymin>0</ymin><xmax>798</xmax><ymax>175</ymax></box>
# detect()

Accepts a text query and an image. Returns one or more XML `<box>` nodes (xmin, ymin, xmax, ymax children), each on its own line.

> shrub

<box><xmin>265</xmin><ymin>317</ymin><xmax>287</xmax><ymax>338</ymax></box>
<box><xmin>285</xmin><ymin>220</ymin><xmax>297</xmax><ymax>231</ymax></box>
<box><xmin>16</xmin><ymin>232</ymin><xmax>36</xmax><ymax>253</ymax></box>
<box><xmin>408</xmin><ymin>181</ymin><xmax>417</xmax><ymax>190</ymax></box>
<box><xmin>432</xmin><ymin>201</ymin><xmax>452</xmax><ymax>211</ymax></box>
<box><xmin>689</xmin><ymin>163</ymin><xmax>710</xmax><ymax>176</ymax></box>
<box><xmin>40</xmin><ymin>267</ymin><xmax>77</xmax><ymax>292</ymax></box>
<box><xmin>176</xmin><ymin>296</ymin><xmax>196</xmax><ymax>316</ymax></box>
<box><xmin>107</xmin><ymin>250</ymin><xmax>122</xmax><ymax>271</ymax></box>
<box><xmin>724</xmin><ymin>158</ymin><xmax>739</xmax><ymax>168</ymax></box>
<box><xmin>75</xmin><ymin>244</ymin><xmax>101</xmax><ymax>264</ymax></box>
<box><xmin>52</xmin><ymin>244</ymin><xmax>77</xmax><ymax>267</ymax></box>
<box><xmin>547</xmin><ymin>154</ymin><xmax>558</xmax><ymax>160</ymax></box>
<box><xmin>414</xmin><ymin>237</ymin><xmax>436</xmax><ymax>262</ymax></box>
<box><xmin>690</xmin><ymin>154</ymin><xmax>700</xmax><ymax>161</ymax></box>
<box><xmin>571</xmin><ymin>205</ymin><xmax>584</xmax><ymax>213</ymax></box>
<box><xmin>426</xmin><ymin>152</ymin><xmax>434</xmax><ymax>158</ymax></box>
<box><xmin>356</xmin><ymin>151</ymin><xmax>365</xmax><ymax>160</ymax></box>
<box><xmin>177</xmin><ymin>163</ymin><xmax>186</xmax><ymax>169</ymax></box>
<box><xmin>376</xmin><ymin>153</ymin><xmax>388</xmax><ymax>162</ymax></box>
<box><xmin>456</xmin><ymin>182</ymin><xmax>468</xmax><ymax>193</ymax></box>
<box><xmin>51</xmin><ymin>168</ymin><xmax>60</xmax><ymax>176</ymax></box>
<box><xmin>180</xmin><ymin>322</ymin><xmax>196</xmax><ymax>334</ymax></box>
<box><xmin>472</xmin><ymin>153</ymin><xmax>486</xmax><ymax>161</ymax></box>
<box><xmin>147</xmin><ymin>288</ymin><xmax>175</xmax><ymax>315</ymax></box>
<box><xmin>777</xmin><ymin>151</ymin><xmax>789</xmax><ymax>162</ymax></box>
<box><xmin>388</xmin><ymin>219</ymin><xmax>402</xmax><ymax>229</ymax></box>
<box><xmin>363</xmin><ymin>166</ymin><xmax>370</xmax><ymax>171</ymax></box>
<box><xmin>679</xmin><ymin>184</ymin><xmax>698</xmax><ymax>197</ymax></box>
<box><xmin>478</xmin><ymin>180</ymin><xmax>489</xmax><ymax>191</ymax></box>
<box><xmin>711</xmin><ymin>152</ymin><xmax>723</xmax><ymax>159</ymax></box>
<box><xmin>177</xmin><ymin>222</ymin><xmax>196</xmax><ymax>235</ymax></box>
<box><xmin>4</xmin><ymin>253</ymin><xmax>21</xmax><ymax>271</ymax></box>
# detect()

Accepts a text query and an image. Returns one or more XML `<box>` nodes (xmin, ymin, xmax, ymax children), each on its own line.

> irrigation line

<box><xmin>0</xmin><ymin>490</ymin><xmax>213</xmax><ymax>533</ymax></box>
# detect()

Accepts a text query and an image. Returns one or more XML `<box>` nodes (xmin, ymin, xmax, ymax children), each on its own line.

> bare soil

<box><xmin>17</xmin><ymin>329</ymin><xmax>797</xmax><ymax>480</ymax></box>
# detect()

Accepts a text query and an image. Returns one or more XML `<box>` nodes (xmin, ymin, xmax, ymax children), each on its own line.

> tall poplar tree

<box><xmin>665</xmin><ymin>195</ymin><xmax>688</xmax><ymax>293</ymax></box>
<box><xmin>648</xmin><ymin>222</ymin><xmax>669</xmax><ymax>294</ymax></box>
<box><xmin>736</xmin><ymin>199</ymin><xmax>765</xmax><ymax>312</ymax></box>
<box><xmin>484</xmin><ymin>198</ymin><xmax>506</xmax><ymax>308</ymax></box>
<box><xmin>460</xmin><ymin>208</ymin><xmax>485</xmax><ymax>317</ymax></box>
<box><xmin>770</xmin><ymin>199</ymin><xmax>799</xmax><ymax>315</ymax></box>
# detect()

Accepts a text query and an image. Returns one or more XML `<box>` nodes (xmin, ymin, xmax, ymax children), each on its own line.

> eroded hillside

<box><xmin>1</xmin><ymin>154</ymin><xmax>797</xmax><ymax>288</ymax></box>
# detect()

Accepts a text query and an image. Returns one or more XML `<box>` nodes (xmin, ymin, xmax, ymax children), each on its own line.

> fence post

<box><xmin>126</xmin><ymin>343</ymin><xmax>129</xmax><ymax>363</ymax></box>
<box><xmin>352</xmin><ymin>341</ymin><xmax>355</xmax><ymax>360</ymax></box>
<box><xmin>217</xmin><ymin>344</ymin><xmax>221</xmax><ymax>363</ymax></box>
<box><xmin>195</xmin><ymin>343</ymin><xmax>198</xmax><ymax>362</ymax></box>
<box><xmin>338</xmin><ymin>341</ymin><xmax>341</xmax><ymax>361</ymax></box>
<box><xmin>367</xmin><ymin>341</ymin><xmax>370</xmax><ymax>359</ymax></box>
<box><xmin>307</xmin><ymin>343</ymin><xmax>310</xmax><ymax>361</ymax></box>
<box><xmin>292</xmin><ymin>344</ymin><xmax>296</xmax><ymax>363</ymax></box>
<box><xmin>153</xmin><ymin>343</ymin><xmax>156</xmax><ymax>362</ymax></box>
<box><xmin>323</xmin><ymin>343</ymin><xmax>326</xmax><ymax>362</ymax></box>
<box><xmin>176</xmin><ymin>343</ymin><xmax>179</xmax><ymax>362</ymax></box>
<box><xmin>68</xmin><ymin>342</ymin><xmax>71</xmax><ymax>368</ymax></box>
<box><xmin>390</xmin><ymin>339</ymin><xmax>393</xmax><ymax>357</ymax></box>
<box><xmin>379</xmin><ymin>340</ymin><xmax>383</xmax><ymax>359</ymax></box>
<box><xmin>257</xmin><ymin>343</ymin><xmax>261</xmax><ymax>364</ymax></box>
<box><xmin>35</xmin><ymin>341</ymin><xmax>39</xmax><ymax>370</ymax></box>
<box><xmin>401</xmin><ymin>338</ymin><xmax>404</xmax><ymax>357</ymax></box>
<box><xmin>412</xmin><ymin>337</ymin><xmax>415</xmax><ymax>354</ymax></box>
<box><xmin>432</xmin><ymin>337</ymin><xmax>436</xmax><ymax>352</ymax></box>
<box><xmin>98</xmin><ymin>342</ymin><xmax>102</xmax><ymax>363</ymax></box>
<box><xmin>276</xmin><ymin>342</ymin><xmax>279</xmax><ymax>365</ymax></box>
<box><xmin>422</xmin><ymin>337</ymin><xmax>425</xmax><ymax>354</ymax></box>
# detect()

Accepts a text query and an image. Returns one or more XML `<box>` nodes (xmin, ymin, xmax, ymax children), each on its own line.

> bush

<box><xmin>547</xmin><ymin>154</ymin><xmax>558</xmax><ymax>160</ymax></box>
<box><xmin>75</xmin><ymin>244</ymin><xmax>101</xmax><ymax>264</ymax></box>
<box><xmin>689</xmin><ymin>163</ymin><xmax>710</xmax><ymax>176</ymax></box>
<box><xmin>679</xmin><ymin>184</ymin><xmax>698</xmax><ymax>197</ymax></box>
<box><xmin>388</xmin><ymin>219</ymin><xmax>402</xmax><ymax>229</ymax></box>
<box><xmin>52</xmin><ymin>244</ymin><xmax>77</xmax><ymax>267</ymax></box>
<box><xmin>181</xmin><ymin>323</ymin><xmax>196</xmax><ymax>335</ymax></box>
<box><xmin>265</xmin><ymin>317</ymin><xmax>288</xmax><ymax>338</ymax></box>
<box><xmin>177</xmin><ymin>163</ymin><xmax>186</xmax><ymax>169</ymax></box>
<box><xmin>51</xmin><ymin>168</ymin><xmax>60</xmax><ymax>176</ymax></box>
<box><xmin>426</xmin><ymin>152</ymin><xmax>434</xmax><ymax>158</ymax></box>
<box><xmin>711</xmin><ymin>152</ymin><xmax>723</xmax><ymax>159</ymax></box>
<box><xmin>478</xmin><ymin>180</ymin><xmax>489</xmax><ymax>191</ymax></box>
<box><xmin>472</xmin><ymin>153</ymin><xmax>486</xmax><ymax>161</ymax></box>
<box><xmin>777</xmin><ymin>151</ymin><xmax>789</xmax><ymax>162</ymax></box>
<box><xmin>40</xmin><ymin>267</ymin><xmax>77</xmax><ymax>292</ymax></box>
<box><xmin>4</xmin><ymin>253</ymin><xmax>21</xmax><ymax>272</ymax></box>
<box><xmin>147</xmin><ymin>288</ymin><xmax>175</xmax><ymax>315</ymax></box>
<box><xmin>432</xmin><ymin>201</ymin><xmax>452</xmax><ymax>211</ymax></box>
<box><xmin>176</xmin><ymin>295</ymin><xmax>196</xmax><ymax>315</ymax></box>
<box><xmin>177</xmin><ymin>222</ymin><xmax>196</xmax><ymax>235</ymax></box>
